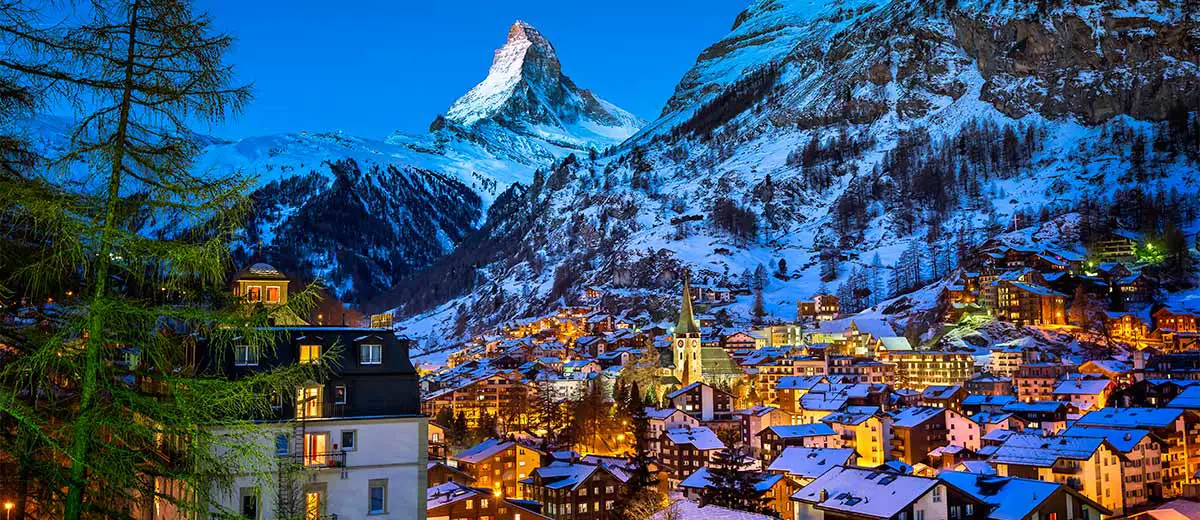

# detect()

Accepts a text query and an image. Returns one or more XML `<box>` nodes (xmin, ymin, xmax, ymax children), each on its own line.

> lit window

<box><xmin>300</xmin><ymin>345</ymin><xmax>321</xmax><ymax>364</ymax></box>
<box><xmin>266</xmin><ymin>286</ymin><xmax>281</xmax><ymax>303</ymax></box>
<box><xmin>247</xmin><ymin>286</ymin><xmax>262</xmax><ymax>301</ymax></box>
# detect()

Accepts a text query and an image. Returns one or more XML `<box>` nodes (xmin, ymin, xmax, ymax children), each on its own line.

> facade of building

<box><xmin>879</xmin><ymin>351</ymin><xmax>975</xmax><ymax>390</ymax></box>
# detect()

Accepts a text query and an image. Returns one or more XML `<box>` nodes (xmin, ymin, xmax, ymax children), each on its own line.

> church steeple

<box><xmin>675</xmin><ymin>272</ymin><xmax>700</xmax><ymax>336</ymax></box>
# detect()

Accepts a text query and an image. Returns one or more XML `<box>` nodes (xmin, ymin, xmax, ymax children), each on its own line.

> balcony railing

<box><xmin>1052</xmin><ymin>464</ymin><xmax>1082</xmax><ymax>475</ymax></box>
<box><xmin>279</xmin><ymin>450</ymin><xmax>347</xmax><ymax>469</ymax></box>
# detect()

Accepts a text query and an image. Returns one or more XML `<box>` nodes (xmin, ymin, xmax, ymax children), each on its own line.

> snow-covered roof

<box><xmin>528</xmin><ymin>461</ymin><xmax>631</xmax><ymax>490</ymax></box>
<box><xmin>453</xmin><ymin>438</ymin><xmax>514</xmax><ymax>464</ymax></box>
<box><xmin>679</xmin><ymin>467</ymin><xmax>783</xmax><ymax>493</ymax></box>
<box><xmin>1062</xmin><ymin>425</ymin><xmax>1152</xmax><ymax>453</ymax></box>
<box><xmin>921</xmin><ymin>385</ymin><xmax>962</xmax><ymax>400</ymax></box>
<box><xmin>776</xmin><ymin>375</ymin><xmax>828</xmax><ymax>390</ymax></box>
<box><xmin>792</xmin><ymin>466</ymin><xmax>941</xmax><ymax>518</ymax></box>
<box><xmin>764</xmin><ymin>423</ymin><xmax>836</xmax><ymax>439</ymax></box>
<box><xmin>1008</xmin><ymin>281</ymin><xmax>1067</xmax><ymax>297</ymax></box>
<box><xmin>664</xmin><ymin>426</ymin><xmax>724</xmax><ymax>451</ymax></box>
<box><xmin>650</xmin><ymin>500</ymin><xmax>777</xmax><ymax>520</ymax></box>
<box><xmin>1076</xmin><ymin>407</ymin><xmax>1183</xmax><ymax>429</ymax></box>
<box><xmin>963</xmin><ymin>395</ymin><xmax>1017</xmax><ymax>407</ymax></box>
<box><xmin>939</xmin><ymin>471</ymin><xmax>1090</xmax><ymax>520</ymax></box>
<box><xmin>646</xmin><ymin>407</ymin><xmax>690</xmax><ymax>421</ymax></box>
<box><xmin>426</xmin><ymin>481</ymin><xmax>484</xmax><ymax>509</ymax></box>
<box><xmin>971</xmin><ymin>412</ymin><xmax>1019</xmax><ymax>425</ymax></box>
<box><xmin>1167</xmin><ymin>385</ymin><xmax>1200</xmax><ymax>410</ymax></box>
<box><xmin>990</xmin><ymin>433</ymin><xmax>1105</xmax><ymax>467</ymax></box>
<box><xmin>889</xmin><ymin>406</ymin><xmax>944</xmax><ymax>428</ymax></box>
<box><xmin>1052</xmin><ymin>378</ymin><xmax>1112</xmax><ymax>396</ymax></box>
<box><xmin>1002</xmin><ymin>401</ymin><xmax>1065</xmax><ymax>414</ymax></box>
<box><xmin>766</xmin><ymin>447</ymin><xmax>855</xmax><ymax>478</ymax></box>
<box><xmin>878</xmin><ymin>336</ymin><xmax>913</xmax><ymax>351</ymax></box>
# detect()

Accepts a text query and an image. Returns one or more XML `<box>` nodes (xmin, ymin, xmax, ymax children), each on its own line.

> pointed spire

<box><xmin>676</xmin><ymin>271</ymin><xmax>700</xmax><ymax>336</ymax></box>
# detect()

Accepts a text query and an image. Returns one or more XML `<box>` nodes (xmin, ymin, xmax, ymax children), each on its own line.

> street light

<box><xmin>4</xmin><ymin>501</ymin><xmax>14</xmax><ymax>520</ymax></box>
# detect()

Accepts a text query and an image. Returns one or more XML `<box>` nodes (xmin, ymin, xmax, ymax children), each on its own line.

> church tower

<box><xmin>673</xmin><ymin>272</ymin><xmax>704</xmax><ymax>386</ymax></box>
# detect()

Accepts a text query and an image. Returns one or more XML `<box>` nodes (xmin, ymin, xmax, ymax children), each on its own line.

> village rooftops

<box><xmin>1001</xmin><ymin>401</ymin><xmax>1065</xmax><ymax>414</ymax></box>
<box><xmin>738</xmin><ymin>405</ymin><xmax>782</xmax><ymax>417</ymax></box>
<box><xmin>426</xmin><ymin>481</ymin><xmax>486</xmax><ymax>509</ymax></box>
<box><xmin>889</xmin><ymin>406</ymin><xmax>944</xmax><ymax>428</ymax></box>
<box><xmin>939</xmin><ymin>471</ymin><xmax>1109</xmax><ymax>520</ymax></box>
<box><xmin>1076</xmin><ymin>407</ymin><xmax>1184</xmax><ymax>429</ymax></box>
<box><xmin>971</xmin><ymin>412</ymin><xmax>1018</xmax><ymax>425</ymax></box>
<box><xmin>453</xmin><ymin>438</ymin><xmax>542</xmax><ymax>464</ymax></box>
<box><xmin>821</xmin><ymin>410</ymin><xmax>875</xmax><ymax>426</ymax></box>
<box><xmin>645</xmin><ymin>407</ymin><xmax>688</xmax><ymax>420</ymax></box>
<box><xmin>921</xmin><ymin>385</ymin><xmax>963</xmax><ymax>400</ymax></box>
<box><xmin>1061</xmin><ymin>425</ymin><xmax>1153</xmax><ymax>453</ymax></box>
<box><xmin>1052</xmin><ymin>378</ymin><xmax>1112</xmax><ymax>396</ymax></box>
<box><xmin>990</xmin><ymin>433</ymin><xmax>1107</xmax><ymax>467</ymax></box>
<box><xmin>1007</xmin><ymin>281</ymin><xmax>1068</xmax><ymax>297</ymax></box>
<box><xmin>664</xmin><ymin>426</ymin><xmax>725</xmax><ymax>451</ymax></box>
<box><xmin>776</xmin><ymin>375</ymin><xmax>828</xmax><ymax>391</ymax></box>
<box><xmin>814</xmin><ymin>317</ymin><xmax>897</xmax><ymax>338</ymax></box>
<box><xmin>792</xmin><ymin>466</ymin><xmax>947</xmax><ymax>519</ymax></box>
<box><xmin>963</xmin><ymin>395</ymin><xmax>1017</xmax><ymax>407</ymax></box>
<box><xmin>523</xmin><ymin>460</ymin><xmax>630</xmax><ymax>490</ymax></box>
<box><xmin>680</xmin><ymin>467</ymin><xmax>783</xmax><ymax>493</ymax></box>
<box><xmin>765</xmin><ymin>423</ymin><xmax>837</xmax><ymax>439</ymax></box>
<box><xmin>766</xmin><ymin>447</ymin><xmax>856</xmax><ymax>479</ymax></box>
<box><xmin>1167</xmin><ymin>385</ymin><xmax>1200</xmax><ymax>409</ymax></box>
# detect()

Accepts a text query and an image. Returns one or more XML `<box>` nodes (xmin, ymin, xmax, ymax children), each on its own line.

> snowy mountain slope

<box><xmin>19</xmin><ymin>21</ymin><xmax>643</xmax><ymax>303</ymax></box>
<box><xmin>385</xmin><ymin>0</ymin><xmax>1200</xmax><ymax>358</ymax></box>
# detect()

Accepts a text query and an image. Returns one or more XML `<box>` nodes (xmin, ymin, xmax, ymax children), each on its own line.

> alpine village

<box><xmin>4</xmin><ymin>1</ymin><xmax>1200</xmax><ymax>520</ymax></box>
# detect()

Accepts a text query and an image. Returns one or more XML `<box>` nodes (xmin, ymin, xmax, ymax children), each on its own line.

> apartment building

<box><xmin>878</xmin><ymin>351</ymin><xmax>974</xmax><ymax>390</ymax></box>
<box><xmin>452</xmin><ymin>439</ymin><xmax>544</xmax><ymax>499</ymax></box>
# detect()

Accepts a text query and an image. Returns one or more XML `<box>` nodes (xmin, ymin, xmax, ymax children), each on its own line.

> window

<box><xmin>360</xmin><ymin>343</ymin><xmax>382</xmax><ymax>365</ymax></box>
<box><xmin>234</xmin><ymin>345</ymin><xmax>258</xmax><ymax>366</ymax></box>
<box><xmin>334</xmin><ymin>385</ymin><xmax>347</xmax><ymax>405</ymax></box>
<box><xmin>275</xmin><ymin>433</ymin><xmax>289</xmax><ymax>456</ymax></box>
<box><xmin>341</xmin><ymin>430</ymin><xmax>357</xmax><ymax>451</ymax></box>
<box><xmin>266</xmin><ymin>286</ymin><xmax>280</xmax><ymax>303</ymax></box>
<box><xmin>933</xmin><ymin>486</ymin><xmax>942</xmax><ymax>503</ymax></box>
<box><xmin>240</xmin><ymin>487</ymin><xmax>259</xmax><ymax>519</ymax></box>
<box><xmin>917</xmin><ymin>510</ymin><xmax>925</xmax><ymax>520</ymax></box>
<box><xmin>368</xmin><ymin>479</ymin><xmax>387</xmax><ymax>514</ymax></box>
<box><xmin>300</xmin><ymin>345</ymin><xmax>321</xmax><ymax>364</ymax></box>
<box><xmin>247</xmin><ymin>286</ymin><xmax>261</xmax><ymax>301</ymax></box>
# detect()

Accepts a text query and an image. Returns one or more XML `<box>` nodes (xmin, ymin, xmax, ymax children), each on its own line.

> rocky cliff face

<box><xmin>951</xmin><ymin>2</ymin><xmax>1200</xmax><ymax>123</ymax></box>
<box><xmin>386</xmin><ymin>0</ymin><xmax>1200</xmax><ymax>357</ymax></box>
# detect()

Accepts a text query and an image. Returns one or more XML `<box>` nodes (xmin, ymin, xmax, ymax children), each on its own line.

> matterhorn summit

<box><xmin>444</xmin><ymin>20</ymin><xmax>642</xmax><ymax>151</ymax></box>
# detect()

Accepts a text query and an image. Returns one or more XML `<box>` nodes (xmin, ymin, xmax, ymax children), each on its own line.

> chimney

<box><xmin>819</xmin><ymin>489</ymin><xmax>829</xmax><ymax>502</ymax></box>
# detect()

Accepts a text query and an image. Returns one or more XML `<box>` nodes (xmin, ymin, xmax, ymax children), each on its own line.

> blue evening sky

<box><xmin>196</xmin><ymin>1</ymin><xmax>747</xmax><ymax>139</ymax></box>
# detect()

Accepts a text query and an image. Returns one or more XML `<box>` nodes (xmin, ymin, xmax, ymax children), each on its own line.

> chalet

<box><xmin>820</xmin><ymin>410</ymin><xmax>892</xmax><ymax>467</ymax></box>
<box><xmin>1105</xmin><ymin>310</ymin><xmax>1156</xmax><ymax>347</ymax></box>
<box><xmin>1152</xmin><ymin>306</ymin><xmax>1200</xmax><ymax>351</ymax></box>
<box><xmin>429</xmin><ymin>422</ymin><xmax>448</xmax><ymax>460</ymax></box>
<box><xmin>427</xmin><ymin>460</ymin><xmax>475</xmax><ymax>487</ymax></box>
<box><xmin>921</xmin><ymin>385</ymin><xmax>968</xmax><ymax>412</ymax></box>
<box><xmin>792</xmin><ymin>466</ymin><xmax>988</xmax><ymax>520</ymax></box>
<box><xmin>766</xmin><ymin>446</ymin><xmax>857</xmax><ymax>484</ymax></box>
<box><xmin>723</xmin><ymin>330</ymin><xmax>767</xmax><ymax>351</ymax></box>
<box><xmin>426</xmin><ymin>481</ymin><xmax>551</xmax><ymax>520</ymax></box>
<box><xmin>1051</xmin><ymin>377</ymin><xmax>1116</xmax><ymax>412</ymax></box>
<box><xmin>520</xmin><ymin>460</ymin><xmax>631</xmax><ymax>520</ymax></box>
<box><xmin>1062</xmin><ymin>425</ymin><xmax>1164</xmax><ymax>509</ymax></box>
<box><xmin>888</xmin><ymin>407</ymin><xmax>949</xmax><ymax>465</ymax></box>
<box><xmin>797</xmin><ymin>294</ymin><xmax>840</xmax><ymax>322</ymax></box>
<box><xmin>679</xmin><ymin>468</ymin><xmax>795</xmax><ymax>520</ymax></box>
<box><xmin>452</xmin><ymin>438</ymin><xmax>544</xmax><ymax>499</ymax></box>
<box><xmin>989</xmin><ymin>432</ymin><xmax>1127</xmax><ymax>515</ymax></box>
<box><xmin>1094</xmin><ymin>229</ymin><xmax>1140</xmax><ymax>262</ymax></box>
<box><xmin>995</xmin><ymin>279</ymin><xmax>1067</xmax><ymax>326</ymax></box>
<box><xmin>738</xmin><ymin>405</ymin><xmax>793</xmax><ymax>455</ymax></box>
<box><xmin>658</xmin><ymin>426</ymin><xmax>725</xmax><ymax>484</ymax></box>
<box><xmin>644</xmin><ymin>408</ymin><xmax>700</xmax><ymax>456</ymax></box>
<box><xmin>665</xmin><ymin>381</ymin><xmax>735</xmax><ymax>422</ymax></box>
<box><xmin>691</xmin><ymin>283</ymin><xmax>735</xmax><ymax>304</ymax></box>
<box><xmin>965</xmin><ymin>375</ymin><xmax>1012</xmax><ymax>396</ymax></box>
<box><xmin>1000</xmin><ymin>401</ymin><xmax>1068</xmax><ymax>431</ymax></box>
<box><xmin>939</xmin><ymin>471</ymin><xmax>1110</xmax><ymax>520</ymax></box>
<box><xmin>1014</xmin><ymin>362</ymin><xmax>1073</xmax><ymax>403</ymax></box>
<box><xmin>758</xmin><ymin>423</ymin><xmax>840</xmax><ymax>462</ymax></box>
<box><xmin>1074</xmin><ymin>407</ymin><xmax>1200</xmax><ymax>498</ymax></box>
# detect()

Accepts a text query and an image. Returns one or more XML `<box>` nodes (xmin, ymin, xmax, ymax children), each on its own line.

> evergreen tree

<box><xmin>0</xmin><ymin>2</ymin><xmax>325</xmax><ymax>518</ymax></box>
<box><xmin>702</xmin><ymin>445</ymin><xmax>773</xmax><ymax>514</ymax></box>
<box><xmin>611</xmin><ymin>386</ymin><xmax>664</xmax><ymax>520</ymax></box>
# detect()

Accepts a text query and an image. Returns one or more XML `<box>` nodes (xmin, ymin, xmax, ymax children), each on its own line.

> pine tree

<box><xmin>0</xmin><ymin>2</ymin><xmax>326</xmax><ymax>518</ymax></box>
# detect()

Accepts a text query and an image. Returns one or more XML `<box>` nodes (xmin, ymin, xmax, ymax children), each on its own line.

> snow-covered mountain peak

<box><xmin>443</xmin><ymin>20</ymin><xmax>643</xmax><ymax>150</ymax></box>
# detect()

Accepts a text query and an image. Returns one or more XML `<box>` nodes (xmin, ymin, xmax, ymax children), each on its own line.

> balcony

<box><xmin>279</xmin><ymin>450</ymin><xmax>347</xmax><ymax>469</ymax></box>
<box><xmin>1052</xmin><ymin>464</ymin><xmax>1082</xmax><ymax>475</ymax></box>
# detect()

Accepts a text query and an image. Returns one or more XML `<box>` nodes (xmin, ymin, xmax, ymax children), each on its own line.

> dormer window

<box><xmin>300</xmin><ymin>345</ymin><xmax>321</xmax><ymax>364</ymax></box>
<box><xmin>360</xmin><ymin>344</ymin><xmax>382</xmax><ymax>365</ymax></box>
<box><xmin>234</xmin><ymin>345</ymin><xmax>259</xmax><ymax>366</ymax></box>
